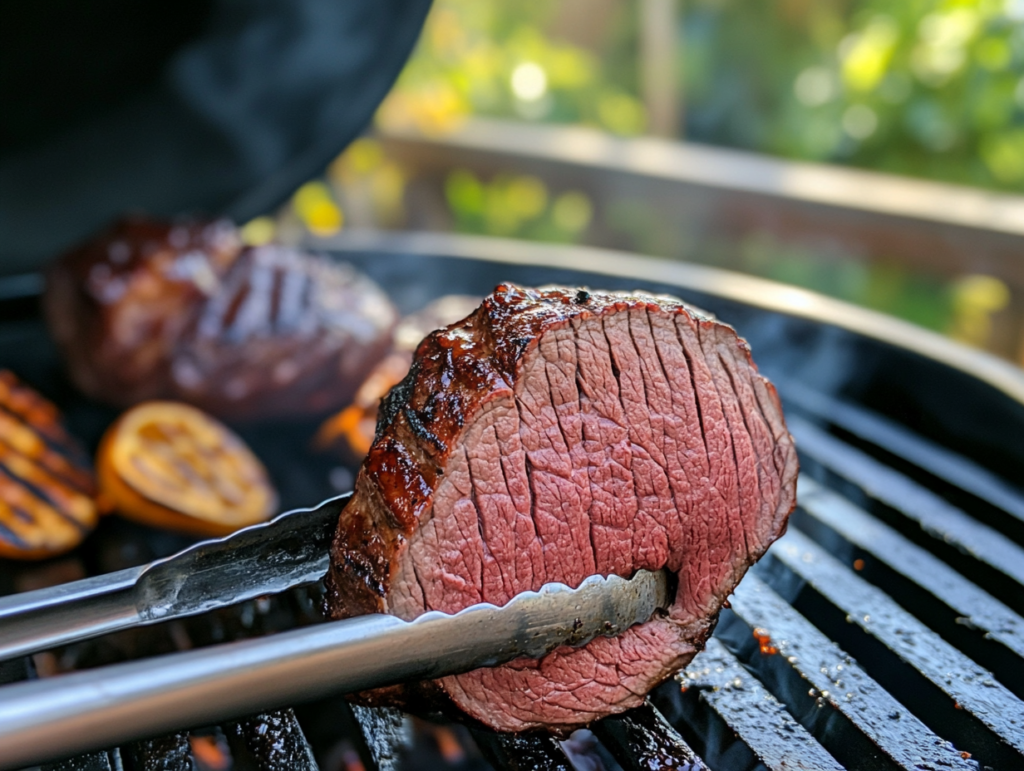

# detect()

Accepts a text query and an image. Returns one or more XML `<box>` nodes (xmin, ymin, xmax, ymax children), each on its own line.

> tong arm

<box><xmin>0</xmin><ymin>569</ymin><xmax>671</xmax><ymax>770</ymax></box>
<box><xmin>0</xmin><ymin>493</ymin><xmax>349</xmax><ymax>661</ymax></box>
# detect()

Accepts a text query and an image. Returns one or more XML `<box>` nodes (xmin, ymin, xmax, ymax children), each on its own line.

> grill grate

<box><xmin>663</xmin><ymin>637</ymin><xmax>847</xmax><ymax>771</ymax></box>
<box><xmin>3</xmin><ymin>243</ymin><xmax>1024</xmax><ymax>771</ymax></box>
<box><xmin>225</xmin><ymin>712</ymin><xmax>319</xmax><ymax>771</ymax></box>
<box><xmin>590</xmin><ymin>702</ymin><xmax>707</xmax><ymax>771</ymax></box>
<box><xmin>722</xmin><ymin>575</ymin><xmax>971</xmax><ymax>771</ymax></box>
<box><xmin>124</xmin><ymin>733</ymin><xmax>193</xmax><ymax>771</ymax></box>
<box><xmin>790</xmin><ymin>417</ymin><xmax>1024</xmax><ymax>612</ymax></box>
<box><xmin>766</xmin><ymin>530</ymin><xmax>1022</xmax><ymax>767</ymax></box>
<box><xmin>12</xmin><ymin>401</ymin><xmax>1023</xmax><ymax>771</ymax></box>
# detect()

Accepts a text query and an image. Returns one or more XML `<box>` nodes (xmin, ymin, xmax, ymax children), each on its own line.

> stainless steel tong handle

<box><xmin>0</xmin><ymin>569</ymin><xmax>670</xmax><ymax>770</ymax></box>
<box><xmin>0</xmin><ymin>494</ymin><xmax>349</xmax><ymax>662</ymax></box>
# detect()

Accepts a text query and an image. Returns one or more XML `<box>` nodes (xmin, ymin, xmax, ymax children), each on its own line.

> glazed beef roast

<box><xmin>44</xmin><ymin>217</ymin><xmax>397</xmax><ymax>420</ymax></box>
<box><xmin>170</xmin><ymin>245</ymin><xmax>398</xmax><ymax>419</ymax></box>
<box><xmin>326</xmin><ymin>284</ymin><xmax>798</xmax><ymax>732</ymax></box>
<box><xmin>44</xmin><ymin>217</ymin><xmax>241</xmax><ymax>405</ymax></box>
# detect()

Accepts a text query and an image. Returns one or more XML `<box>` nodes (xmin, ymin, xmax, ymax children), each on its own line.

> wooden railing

<box><xmin>372</xmin><ymin>118</ymin><xmax>1024</xmax><ymax>363</ymax></box>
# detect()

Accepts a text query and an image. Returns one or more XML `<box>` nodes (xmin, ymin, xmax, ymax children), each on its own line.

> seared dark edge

<box><xmin>326</xmin><ymin>283</ymin><xmax>798</xmax><ymax>731</ymax></box>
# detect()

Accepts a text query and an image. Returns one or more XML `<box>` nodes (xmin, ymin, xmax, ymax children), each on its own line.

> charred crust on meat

<box><xmin>403</xmin><ymin>406</ymin><xmax>447</xmax><ymax>454</ymax></box>
<box><xmin>377</xmin><ymin>362</ymin><xmax>419</xmax><ymax>435</ymax></box>
<box><xmin>329</xmin><ymin>282</ymin><xmax>798</xmax><ymax>732</ymax></box>
<box><xmin>341</xmin><ymin>551</ymin><xmax>386</xmax><ymax>594</ymax></box>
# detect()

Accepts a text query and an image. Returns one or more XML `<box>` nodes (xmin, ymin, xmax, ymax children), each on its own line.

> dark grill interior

<box><xmin>2</xmin><ymin>242</ymin><xmax>1023</xmax><ymax>771</ymax></box>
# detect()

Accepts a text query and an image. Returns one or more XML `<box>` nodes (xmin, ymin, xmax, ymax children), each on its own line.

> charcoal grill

<box><xmin>2</xmin><ymin>231</ymin><xmax>1023</xmax><ymax>771</ymax></box>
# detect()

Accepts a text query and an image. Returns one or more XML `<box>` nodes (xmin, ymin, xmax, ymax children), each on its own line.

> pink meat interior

<box><xmin>387</xmin><ymin>304</ymin><xmax>795</xmax><ymax>731</ymax></box>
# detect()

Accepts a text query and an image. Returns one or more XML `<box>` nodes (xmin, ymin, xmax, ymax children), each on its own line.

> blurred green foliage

<box><xmin>384</xmin><ymin>0</ymin><xmax>1024</xmax><ymax>191</ymax></box>
<box><xmin>737</xmin><ymin>233</ymin><xmax>956</xmax><ymax>332</ymax></box>
<box><xmin>348</xmin><ymin>0</ymin><xmax>1020</xmax><ymax>353</ymax></box>
<box><xmin>444</xmin><ymin>170</ymin><xmax>593</xmax><ymax>241</ymax></box>
<box><xmin>377</xmin><ymin>0</ymin><xmax>647</xmax><ymax>135</ymax></box>
<box><xmin>685</xmin><ymin>0</ymin><xmax>1024</xmax><ymax>191</ymax></box>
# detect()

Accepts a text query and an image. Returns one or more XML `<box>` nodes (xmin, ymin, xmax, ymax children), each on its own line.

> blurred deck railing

<box><xmin>374</xmin><ymin>118</ymin><xmax>1024</xmax><ymax>362</ymax></box>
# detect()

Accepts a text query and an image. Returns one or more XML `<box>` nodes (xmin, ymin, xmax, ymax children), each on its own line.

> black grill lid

<box><xmin>0</xmin><ymin>0</ymin><xmax>432</xmax><ymax>273</ymax></box>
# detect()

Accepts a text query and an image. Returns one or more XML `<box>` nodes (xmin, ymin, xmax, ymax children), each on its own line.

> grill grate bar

<box><xmin>782</xmin><ymin>384</ymin><xmax>1024</xmax><ymax>527</ymax></box>
<box><xmin>40</xmin><ymin>752</ymin><xmax>116</xmax><ymax>771</ymax></box>
<box><xmin>790</xmin><ymin>417</ymin><xmax>1024</xmax><ymax>610</ymax></box>
<box><xmin>666</xmin><ymin>637</ymin><xmax>844</xmax><ymax>771</ymax></box>
<box><xmin>349</xmin><ymin>704</ymin><xmax>408</xmax><ymax>771</ymax></box>
<box><xmin>722</xmin><ymin>574</ymin><xmax>974</xmax><ymax>771</ymax></box>
<box><xmin>767</xmin><ymin>529</ymin><xmax>1024</xmax><ymax>765</ymax></box>
<box><xmin>591</xmin><ymin>702</ymin><xmax>709</xmax><ymax>771</ymax></box>
<box><xmin>0</xmin><ymin>656</ymin><xmax>33</xmax><ymax>687</ymax></box>
<box><xmin>224</xmin><ymin>710</ymin><xmax>318</xmax><ymax>771</ymax></box>
<box><xmin>796</xmin><ymin>477</ymin><xmax>1024</xmax><ymax>693</ymax></box>
<box><xmin>469</xmin><ymin>728</ymin><xmax>574</xmax><ymax>771</ymax></box>
<box><xmin>123</xmin><ymin>733</ymin><xmax>191</xmax><ymax>771</ymax></box>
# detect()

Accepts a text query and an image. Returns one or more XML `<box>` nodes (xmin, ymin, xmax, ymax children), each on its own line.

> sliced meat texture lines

<box><xmin>327</xmin><ymin>284</ymin><xmax>797</xmax><ymax>731</ymax></box>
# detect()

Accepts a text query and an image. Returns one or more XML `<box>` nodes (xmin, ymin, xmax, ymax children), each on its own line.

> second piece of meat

<box><xmin>171</xmin><ymin>245</ymin><xmax>397</xmax><ymax>419</ymax></box>
<box><xmin>44</xmin><ymin>217</ymin><xmax>397</xmax><ymax>420</ymax></box>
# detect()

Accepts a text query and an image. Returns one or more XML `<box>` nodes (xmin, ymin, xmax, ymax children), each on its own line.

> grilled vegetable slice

<box><xmin>97</xmin><ymin>402</ymin><xmax>277</xmax><ymax>537</ymax></box>
<box><xmin>314</xmin><ymin>352</ymin><xmax>411</xmax><ymax>460</ymax></box>
<box><xmin>0</xmin><ymin>371</ymin><xmax>98</xmax><ymax>560</ymax></box>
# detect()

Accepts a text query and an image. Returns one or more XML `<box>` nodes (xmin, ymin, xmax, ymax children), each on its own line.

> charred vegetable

<box><xmin>97</xmin><ymin>402</ymin><xmax>277</xmax><ymax>537</ymax></box>
<box><xmin>0</xmin><ymin>371</ymin><xmax>98</xmax><ymax>560</ymax></box>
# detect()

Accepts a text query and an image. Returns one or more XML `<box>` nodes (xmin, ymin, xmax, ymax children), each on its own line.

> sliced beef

<box><xmin>326</xmin><ymin>283</ymin><xmax>798</xmax><ymax>732</ymax></box>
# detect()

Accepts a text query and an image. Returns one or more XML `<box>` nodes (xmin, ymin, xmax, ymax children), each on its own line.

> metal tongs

<box><xmin>0</xmin><ymin>494</ymin><xmax>671</xmax><ymax>769</ymax></box>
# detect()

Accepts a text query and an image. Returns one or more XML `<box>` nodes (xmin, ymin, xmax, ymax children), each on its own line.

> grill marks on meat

<box><xmin>0</xmin><ymin>371</ymin><xmax>97</xmax><ymax>560</ymax></box>
<box><xmin>44</xmin><ymin>218</ymin><xmax>397</xmax><ymax>420</ymax></box>
<box><xmin>327</xmin><ymin>284</ymin><xmax>797</xmax><ymax>731</ymax></box>
<box><xmin>172</xmin><ymin>247</ymin><xmax>397</xmax><ymax>418</ymax></box>
<box><xmin>43</xmin><ymin>217</ymin><xmax>240</xmax><ymax>405</ymax></box>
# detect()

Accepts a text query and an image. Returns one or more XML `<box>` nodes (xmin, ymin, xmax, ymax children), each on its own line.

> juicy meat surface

<box><xmin>43</xmin><ymin>217</ymin><xmax>240</xmax><ymax>405</ymax></box>
<box><xmin>326</xmin><ymin>284</ymin><xmax>798</xmax><ymax>732</ymax></box>
<box><xmin>44</xmin><ymin>217</ymin><xmax>397</xmax><ymax>420</ymax></box>
<box><xmin>171</xmin><ymin>245</ymin><xmax>398</xmax><ymax>419</ymax></box>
